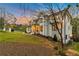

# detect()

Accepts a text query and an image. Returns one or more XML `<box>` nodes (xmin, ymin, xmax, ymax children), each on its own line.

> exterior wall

<box><xmin>31</xmin><ymin>25</ymin><xmax>41</xmax><ymax>34</ymax></box>
<box><xmin>39</xmin><ymin>15</ymin><xmax>72</xmax><ymax>44</ymax></box>
<box><xmin>31</xmin><ymin>12</ymin><xmax>72</xmax><ymax>44</ymax></box>
<box><xmin>39</xmin><ymin>20</ymin><xmax>53</xmax><ymax>37</ymax></box>
<box><xmin>39</xmin><ymin>20</ymin><xmax>48</xmax><ymax>36</ymax></box>
<box><xmin>62</xmin><ymin>15</ymin><xmax>72</xmax><ymax>44</ymax></box>
<box><xmin>49</xmin><ymin>15</ymin><xmax>72</xmax><ymax>44</ymax></box>
<box><xmin>52</xmin><ymin>31</ymin><xmax>60</xmax><ymax>39</ymax></box>
<box><xmin>48</xmin><ymin>23</ymin><xmax>53</xmax><ymax>37</ymax></box>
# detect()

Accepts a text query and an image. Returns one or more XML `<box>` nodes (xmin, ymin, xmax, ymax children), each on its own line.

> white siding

<box><xmin>63</xmin><ymin>15</ymin><xmax>72</xmax><ymax>44</ymax></box>
<box><xmin>38</xmin><ymin>14</ymin><xmax>72</xmax><ymax>44</ymax></box>
<box><xmin>48</xmin><ymin>24</ymin><xmax>53</xmax><ymax>37</ymax></box>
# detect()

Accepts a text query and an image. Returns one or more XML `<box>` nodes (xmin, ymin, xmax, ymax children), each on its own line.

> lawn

<box><xmin>0</xmin><ymin>31</ymin><xmax>43</xmax><ymax>45</ymax></box>
<box><xmin>0</xmin><ymin>31</ymin><xmax>56</xmax><ymax>56</ymax></box>
<box><xmin>71</xmin><ymin>42</ymin><xmax>79</xmax><ymax>52</ymax></box>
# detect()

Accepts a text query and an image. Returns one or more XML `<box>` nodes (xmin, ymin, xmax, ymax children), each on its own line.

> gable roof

<box><xmin>15</xmin><ymin>16</ymin><xmax>31</xmax><ymax>25</ymax></box>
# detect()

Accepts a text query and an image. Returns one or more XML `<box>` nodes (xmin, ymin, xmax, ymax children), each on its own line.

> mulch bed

<box><xmin>0</xmin><ymin>42</ymin><xmax>57</xmax><ymax>56</ymax></box>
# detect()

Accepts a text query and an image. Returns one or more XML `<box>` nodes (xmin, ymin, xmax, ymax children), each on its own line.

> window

<box><xmin>52</xmin><ymin>22</ymin><xmax>63</xmax><ymax>31</ymax></box>
<box><xmin>40</xmin><ymin>26</ymin><xmax>43</xmax><ymax>32</ymax></box>
<box><xmin>52</xmin><ymin>25</ymin><xmax>57</xmax><ymax>31</ymax></box>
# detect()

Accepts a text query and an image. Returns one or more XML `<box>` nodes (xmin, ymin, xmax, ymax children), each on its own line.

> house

<box><xmin>16</xmin><ymin>16</ymin><xmax>32</xmax><ymax>33</ymax></box>
<box><xmin>31</xmin><ymin>10</ymin><xmax>72</xmax><ymax>44</ymax></box>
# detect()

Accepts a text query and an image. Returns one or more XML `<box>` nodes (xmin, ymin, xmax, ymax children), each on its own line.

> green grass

<box><xmin>0</xmin><ymin>31</ymin><xmax>43</xmax><ymax>45</ymax></box>
<box><xmin>71</xmin><ymin>42</ymin><xmax>79</xmax><ymax>52</ymax></box>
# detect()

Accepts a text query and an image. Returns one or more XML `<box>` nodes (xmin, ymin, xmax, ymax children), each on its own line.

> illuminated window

<box><xmin>40</xmin><ymin>26</ymin><xmax>43</xmax><ymax>32</ymax></box>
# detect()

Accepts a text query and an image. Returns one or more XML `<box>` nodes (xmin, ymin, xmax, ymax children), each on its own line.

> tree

<box><xmin>71</xmin><ymin>18</ymin><xmax>79</xmax><ymax>33</ymax></box>
<box><xmin>33</xmin><ymin>4</ymin><xmax>73</xmax><ymax>55</ymax></box>
<box><xmin>42</xmin><ymin>4</ymin><xmax>72</xmax><ymax>54</ymax></box>
<box><xmin>68</xmin><ymin>4</ymin><xmax>79</xmax><ymax>40</ymax></box>
<box><xmin>6</xmin><ymin>12</ymin><xmax>17</xmax><ymax>32</ymax></box>
<box><xmin>47</xmin><ymin>4</ymin><xmax>71</xmax><ymax>51</ymax></box>
<box><xmin>0</xmin><ymin>17</ymin><xmax>4</xmax><ymax>30</ymax></box>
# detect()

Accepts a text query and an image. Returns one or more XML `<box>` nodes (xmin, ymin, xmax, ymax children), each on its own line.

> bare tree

<box><xmin>47</xmin><ymin>4</ymin><xmax>72</xmax><ymax>54</ymax></box>
<box><xmin>32</xmin><ymin>4</ymin><xmax>73</xmax><ymax>55</ymax></box>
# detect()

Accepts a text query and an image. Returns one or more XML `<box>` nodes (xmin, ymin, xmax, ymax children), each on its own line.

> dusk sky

<box><xmin>0</xmin><ymin>3</ymin><xmax>76</xmax><ymax>17</ymax></box>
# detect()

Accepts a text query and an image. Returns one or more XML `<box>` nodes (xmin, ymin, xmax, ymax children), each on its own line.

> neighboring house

<box><xmin>31</xmin><ymin>10</ymin><xmax>72</xmax><ymax>44</ymax></box>
<box><xmin>16</xmin><ymin>16</ymin><xmax>32</xmax><ymax>33</ymax></box>
<box><xmin>16</xmin><ymin>16</ymin><xmax>31</xmax><ymax>25</ymax></box>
